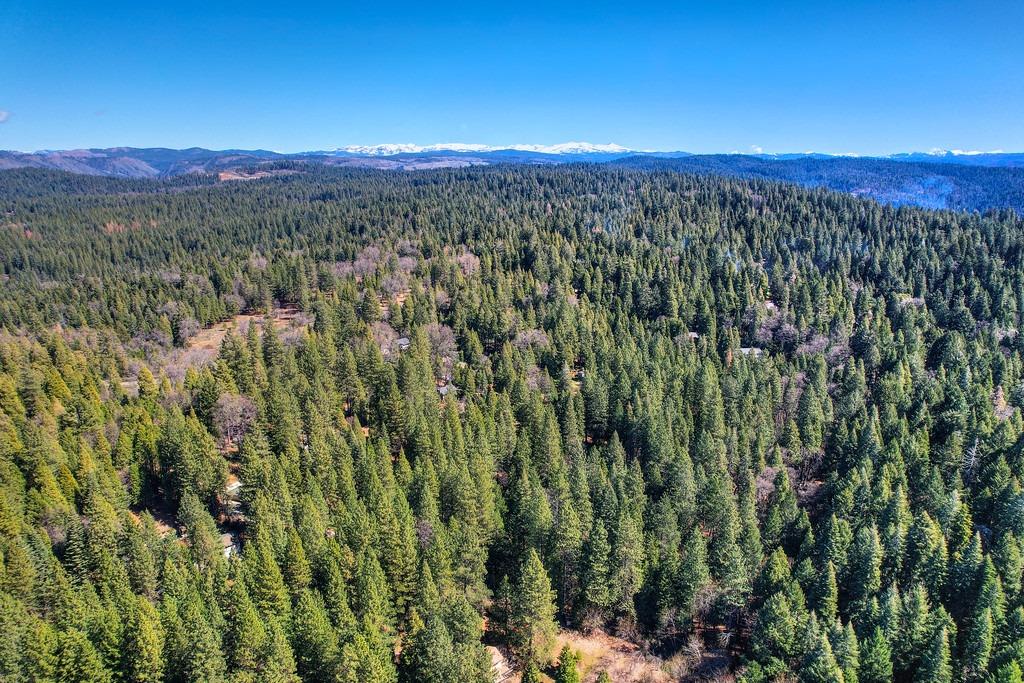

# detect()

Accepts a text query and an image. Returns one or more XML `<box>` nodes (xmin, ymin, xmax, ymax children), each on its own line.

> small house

<box><xmin>220</xmin><ymin>533</ymin><xmax>238</xmax><ymax>558</ymax></box>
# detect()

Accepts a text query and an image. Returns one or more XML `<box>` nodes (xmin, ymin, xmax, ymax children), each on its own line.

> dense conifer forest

<box><xmin>2</xmin><ymin>164</ymin><xmax>1024</xmax><ymax>681</ymax></box>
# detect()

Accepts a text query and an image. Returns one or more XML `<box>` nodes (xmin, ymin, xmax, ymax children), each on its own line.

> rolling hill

<box><xmin>1</xmin><ymin>144</ymin><xmax>1023</xmax><ymax>212</ymax></box>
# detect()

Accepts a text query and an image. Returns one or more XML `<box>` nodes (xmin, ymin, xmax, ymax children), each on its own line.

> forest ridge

<box><xmin>2</xmin><ymin>146</ymin><xmax>1024</xmax><ymax>212</ymax></box>
<box><xmin>0</xmin><ymin>165</ymin><xmax>1023</xmax><ymax>682</ymax></box>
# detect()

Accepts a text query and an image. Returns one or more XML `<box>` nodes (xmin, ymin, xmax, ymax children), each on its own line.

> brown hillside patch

<box><xmin>217</xmin><ymin>169</ymin><xmax>299</xmax><ymax>182</ymax></box>
<box><xmin>187</xmin><ymin>305</ymin><xmax>308</xmax><ymax>353</ymax></box>
<box><xmin>556</xmin><ymin>630</ymin><xmax>670</xmax><ymax>683</ymax></box>
<box><xmin>148</xmin><ymin>305</ymin><xmax>311</xmax><ymax>384</ymax></box>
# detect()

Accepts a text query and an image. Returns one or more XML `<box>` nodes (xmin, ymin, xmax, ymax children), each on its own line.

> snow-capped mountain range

<box><xmin>332</xmin><ymin>143</ymin><xmax>1017</xmax><ymax>159</ymax></box>
<box><xmin>1</xmin><ymin>143</ymin><xmax>1022</xmax><ymax>185</ymax></box>
<box><xmin>332</xmin><ymin>142</ymin><xmax>636</xmax><ymax>156</ymax></box>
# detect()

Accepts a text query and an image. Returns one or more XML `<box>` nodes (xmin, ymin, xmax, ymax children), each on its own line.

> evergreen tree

<box><xmin>25</xmin><ymin>619</ymin><xmax>58</xmax><ymax>682</ymax></box>
<box><xmin>836</xmin><ymin>623</ymin><xmax>860</xmax><ymax>683</ymax></box>
<box><xmin>992</xmin><ymin>662</ymin><xmax>1024</xmax><ymax>683</ymax></box>
<box><xmin>126</xmin><ymin>597</ymin><xmax>165</xmax><ymax>683</ymax></box>
<box><xmin>521</xmin><ymin>662</ymin><xmax>542</xmax><ymax>683</ymax></box>
<box><xmin>800</xmin><ymin>626</ymin><xmax>844</xmax><ymax>683</ymax></box>
<box><xmin>963</xmin><ymin>607</ymin><xmax>993</xmax><ymax>682</ymax></box>
<box><xmin>815</xmin><ymin>561</ymin><xmax>838</xmax><ymax>624</ymax></box>
<box><xmin>914</xmin><ymin>627</ymin><xmax>952</xmax><ymax>683</ymax></box>
<box><xmin>581</xmin><ymin>518</ymin><xmax>612</xmax><ymax>625</ymax></box>
<box><xmin>56</xmin><ymin>629</ymin><xmax>111</xmax><ymax>683</ymax></box>
<box><xmin>292</xmin><ymin>590</ymin><xmax>340</xmax><ymax>682</ymax></box>
<box><xmin>751</xmin><ymin>593</ymin><xmax>798</xmax><ymax>665</ymax></box>
<box><xmin>507</xmin><ymin>549</ymin><xmax>559</xmax><ymax>666</ymax></box>
<box><xmin>554</xmin><ymin>645</ymin><xmax>581</xmax><ymax>683</ymax></box>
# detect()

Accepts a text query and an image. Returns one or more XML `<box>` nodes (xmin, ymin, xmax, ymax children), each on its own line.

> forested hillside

<box><xmin>613</xmin><ymin>155</ymin><xmax>1024</xmax><ymax>214</ymax></box>
<box><xmin>4</xmin><ymin>146</ymin><xmax>1023</xmax><ymax>212</ymax></box>
<box><xmin>2</xmin><ymin>165</ymin><xmax>1024</xmax><ymax>682</ymax></box>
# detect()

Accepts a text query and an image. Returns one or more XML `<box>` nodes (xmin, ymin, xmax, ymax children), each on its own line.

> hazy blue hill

<box><xmin>2</xmin><ymin>146</ymin><xmax>1023</xmax><ymax>211</ymax></box>
<box><xmin>0</xmin><ymin>167</ymin><xmax>216</xmax><ymax>198</ymax></box>
<box><xmin>887</xmin><ymin>151</ymin><xmax>1024</xmax><ymax>167</ymax></box>
<box><xmin>612</xmin><ymin>154</ymin><xmax>1024</xmax><ymax>212</ymax></box>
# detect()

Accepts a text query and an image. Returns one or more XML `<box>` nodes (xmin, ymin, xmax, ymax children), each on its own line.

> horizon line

<box><xmin>3</xmin><ymin>143</ymin><xmax>1018</xmax><ymax>158</ymax></box>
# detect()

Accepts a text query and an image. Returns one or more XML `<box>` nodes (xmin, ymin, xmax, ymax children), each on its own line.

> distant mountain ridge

<box><xmin>3</xmin><ymin>143</ymin><xmax>1024</xmax><ymax>178</ymax></box>
<box><xmin>1</xmin><ymin>144</ymin><xmax>1023</xmax><ymax>212</ymax></box>
<box><xmin>331</xmin><ymin>141</ymin><xmax>636</xmax><ymax>156</ymax></box>
<box><xmin>0</xmin><ymin>142</ymin><xmax>657</xmax><ymax>177</ymax></box>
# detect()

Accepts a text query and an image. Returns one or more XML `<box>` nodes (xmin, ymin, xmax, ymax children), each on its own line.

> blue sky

<box><xmin>2</xmin><ymin>0</ymin><xmax>1021</xmax><ymax>154</ymax></box>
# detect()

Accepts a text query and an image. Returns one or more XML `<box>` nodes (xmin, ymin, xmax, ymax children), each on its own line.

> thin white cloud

<box><xmin>0</xmin><ymin>110</ymin><xmax>10</xmax><ymax>124</ymax></box>
<box><xmin>750</xmin><ymin>145</ymin><xmax>764</xmax><ymax>154</ymax></box>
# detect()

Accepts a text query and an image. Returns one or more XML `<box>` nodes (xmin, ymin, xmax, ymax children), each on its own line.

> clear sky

<box><xmin>2</xmin><ymin>0</ymin><xmax>1021</xmax><ymax>154</ymax></box>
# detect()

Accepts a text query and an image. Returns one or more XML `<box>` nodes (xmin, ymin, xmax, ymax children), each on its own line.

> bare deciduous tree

<box><xmin>213</xmin><ymin>394</ymin><xmax>257</xmax><ymax>445</ymax></box>
<box><xmin>457</xmin><ymin>250</ymin><xmax>480</xmax><ymax>276</ymax></box>
<box><xmin>176</xmin><ymin>317</ymin><xmax>200</xmax><ymax>345</ymax></box>
<box><xmin>426</xmin><ymin>323</ymin><xmax>457</xmax><ymax>373</ymax></box>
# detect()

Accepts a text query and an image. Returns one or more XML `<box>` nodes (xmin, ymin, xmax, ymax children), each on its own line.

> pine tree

<box><xmin>797</xmin><ymin>384</ymin><xmax>825</xmax><ymax>452</ymax></box>
<box><xmin>905</xmin><ymin>513</ymin><xmax>948</xmax><ymax>600</ymax></box>
<box><xmin>247</xmin><ymin>535</ymin><xmax>291</xmax><ymax>624</ymax></box>
<box><xmin>696</xmin><ymin>441</ymin><xmax>746</xmax><ymax>592</ymax></box>
<box><xmin>283</xmin><ymin>528</ymin><xmax>312</xmax><ymax>596</ymax></box>
<box><xmin>828</xmin><ymin>621</ymin><xmax>859</xmax><ymax>683</ymax></box>
<box><xmin>815</xmin><ymin>561</ymin><xmax>838</xmax><ymax>624</ymax></box>
<box><xmin>677</xmin><ymin>527</ymin><xmax>711</xmax><ymax>620</ymax></box>
<box><xmin>896</xmin><ymin>583</ymin><xmax>931</xmax><ymax>677</ymax></box>
<box><xmin>223</xmin><ymin>573</ymin><xmax>266</xmax><ymax>675</ymax></box>
<box><xmin>399</xmin><ymin>610</ymin><xmax>441</xmax><ymax>683</ymax></box>
<box><xmin>751</xmin><ymin>593</ymin><xmax>798</xmax><ymax>664</ymax></box>
<box><xmin>521</xmin><ymin>662</ymin><xmax>542</xmax><ymax>683</ymax></box>
<box><xmin>24</xmin><ymin>619</ymin><xmax>58</xmax><ymax>682</ymax></box>
<box><xmin>292</xmin><ymin>590</ymin><xmax>340</xmax><ymax>682</ymax></box>
<box><xmin>340</xmin><ymin>630</ymin><xmax>397</xmax><ymax>683</ymax></box>
<box><xmin>611</xmin><ymin>508</ymin><xmax>644</xmax><ymax>621</ymax></box>
<box><xmin>126</xmin><ymin>596</ymin><xmax>165</xmax><ymax>683</ymax></box>
<box><xmin>353</xmin><ymin>550</ymin><xmax>395</xmax><ymax>632</ymax></box>
<box><xmin>179</xmin><ymin>592</ymin><xmax>228</xmax><ymax>683</ymax></box>
<box><xmin>554</xmin><ymin>492</ymin><xmax>584</xmax><ymax>617</ymax></box>
<box><xmin>508</xmin><ymin>549</ymin><xmax>559</xmax><ymax>666</ymax></box>
<box><xmin>948</xmin><ymin>532</ymin><xmax>983</xmax><ymax>619</ymax></box>
<box><xmin>581</xmin><ymin>518</ymin><xmax>612</xmax><ymax>625</ymax></box>
<box><xmin>847</xmin><ymin>525</ymin><xmax>882</xmax><ymax>607</ymax></box>
<box><xmin>962</xmin><ymin>607</ymin><xmax>993</xmax><ymax>682</ymax></box>
<box><xmin>913</xmin><ymin>626</ymin><xmax>951</xmax><ymax>683</ymax></box>
<box><xmin>261</xmin><ymin>619</ymin><xmax>301</xmax><ymax>683</ymax></box>
<box><xmin>377</xmin><ymin>492</ymin><xmax>418</xmax><ymax>621</ymax></box>
<box><xmin>993</xmin><ymin>532</ymin><xmax>1023</xmax><ymax>599</ymax></box>
<box><xmin>56</xmin><ymin>629</ymin><xmax>112</xmax><ymax>683</ymax></box>
<box><xmin>992</xmin><ymin>662</ymin><xmax>1024</xmax><ymax>683</ymax></box>
<box><xmin>94</xmin><ymin>601</ymin><xmax>125</xmax><ymax>679</ymax></box>
<box><xmin>323</xmin><ymin>558</ymin><xmax>358</xmax><ymax>637</ymax></box>
<box><xmin>800</xmin><ymin>626</ymin><xmax>844</xmax><ymax>683</ymax></box>
<box><xmin>554</xmin><ymin>645</ymin><xmax>581</xmax><ymax>683</ymax></box>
